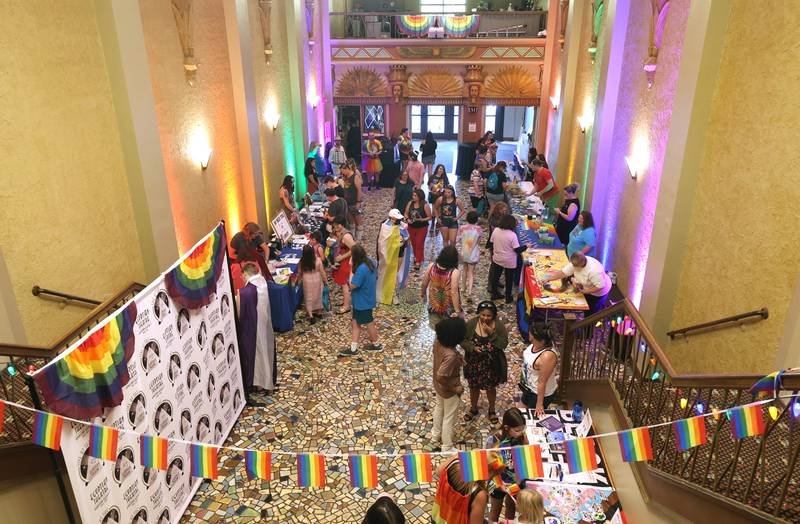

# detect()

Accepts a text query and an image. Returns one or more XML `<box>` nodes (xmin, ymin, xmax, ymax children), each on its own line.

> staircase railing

<box><xmin>0</xmin><ymin>282</ymin><xmax>145</xmax><ymax>451</ymax></box>
<box><xmin>562</xmin><ymin>299</ymin><xmax>800</xmax><ymax>522</ymax></box>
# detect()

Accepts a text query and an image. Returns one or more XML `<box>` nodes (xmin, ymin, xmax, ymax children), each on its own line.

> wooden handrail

<box><xmin>667</xmin><ymin>308</ymin><xmax>768</xmax><ymax>339</ymax></box>
<box><xmin>31</xmin><ymin>285</ymin><xmax>101</xmax><ymax>306</ymax></box>
<box><xmin>329</xmin><ymin>10</ymin><xmax>547</xmax><ymax>16</ymax></box>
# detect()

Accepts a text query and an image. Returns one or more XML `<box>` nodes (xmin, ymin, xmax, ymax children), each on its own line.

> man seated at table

<box><xmin>542</xmin><ymin>252</ymin><xmax>612</xmax><ymax>313</ymax></box>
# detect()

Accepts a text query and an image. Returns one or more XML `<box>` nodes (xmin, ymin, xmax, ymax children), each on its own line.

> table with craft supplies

<box><xmin>520</xmin><ymin>408</ymin><xmax>626</xmax><ymax>524</ymax></box>
<box><xmin>522</xmin><ymin>248</ymin><xmax>589</xmax><ymax>319</ymax></box>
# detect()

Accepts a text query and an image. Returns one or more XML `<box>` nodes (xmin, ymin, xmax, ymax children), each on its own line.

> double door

<box><xmin>410</xmin><ymin>105</ymin><xmax>459</xmax><ymax>139</ymax></box>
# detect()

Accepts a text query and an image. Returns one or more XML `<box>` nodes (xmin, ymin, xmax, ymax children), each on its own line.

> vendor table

<box><xmin>522</xmin><ymin>248</ymin><xmax>589</xmax><ymax>313</ymax></box>
<box><xmin>520</xmin><ymin>408</ymin><xmax>625</xmax><ymax>524</ymax></box>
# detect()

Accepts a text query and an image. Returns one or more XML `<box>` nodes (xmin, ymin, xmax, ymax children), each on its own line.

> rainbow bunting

<box><xmin>397</xmin><ymin>15</ymin><xmax>433</xmax><ymax>37</ymax></box>
<box><xmin>749</xmin><ymin>370</ymin><xmax>784</xmax><ymax>397</ymax></box>
<box><xmin>245</xmin><ymin>450</ymin><xmax>271</xmax><ymax>481</ymax></box>
<box><xmin>140</xmin><ymin>434</ymin><xmax>169</xmax><ymax>470</ymax></box>
<box><xmin>673</xmin><ymin>416</ymin><xmax>707</xmax><ymax>451</ymax></box>
<box><xmin>89</xmin><ymin>425</ymin><xmax>119</xmax><ymax>461</ymax></box>
<box><xmin>730</xmin><ymin>405</ymin><xmax>766</xmax><ymax>440</ymax></box>
<box><xmin>190</xmin><ymin>444</ymin><xmax>219</xmax><ymax>479</ymax></box>
<box><xmin>442</xmin><ymin>15</ymin><xmax>480</xmax><ymax>37</ymax></box>
<box><xmin>32</xmin><ymin>412</ymin><xmax>63</xmax><ymax>450</ymax></box>
<box><xmin>0</xmin><ymin>402</ymin><xmax>4</xmax><ymax>434</ymax></box>
<box><xmin>33</xmin><ymin>302</ymin><xmax>137</xmax><ymax>420</ymax></box>
<box><xmin>459</xmin><ymin>450</ymin><xmax>490</xmax><ymax>482</ymax></box>
<box><xmin>403</xmin><ymin>453</ymin><xmax>433</xmax><ymax>484</ymax></box>
<box><xmin>565</xmin><ymin>438</ymin><xmax>598</xmax><ymax>473</ymax></box>
<box><xmin>164</xmin><ymin>224</ymin><xmax>227</xmax><ymax>309</ymax></box>
<box><xmin>297</xmin><ymin>453</ymin><xmax>326</xmax><ymax>488</ymax></box>
<box><xmin>348</xmin><ymin>454</ymin><xmax>379</xmax><ymax>489</ymax></box>
<box><xmin>511</xmin><ymin>445</ymin><xmax>544</xmax><ymax>482</ymax></box>
<box><xmin>617</xmin><ymin>428</ymin><xmax>653</xmax><ymax>462</ymax></box>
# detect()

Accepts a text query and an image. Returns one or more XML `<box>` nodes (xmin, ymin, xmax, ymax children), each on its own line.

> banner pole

<box><xmin>24</xmin><ymin>374</ymin><xmax>77</xmax><ymax>524</ymax></box>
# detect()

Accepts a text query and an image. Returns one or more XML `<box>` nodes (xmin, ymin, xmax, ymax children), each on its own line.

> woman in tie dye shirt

<box><xmin>458</xmin><ymin>210</ymin><xmax>482</xmax><ymax>299</ymax></box>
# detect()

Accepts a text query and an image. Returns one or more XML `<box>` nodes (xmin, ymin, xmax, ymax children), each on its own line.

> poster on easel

<box><xmin>31</xmin><ymin>224</ymin><xmax>244</xmax><ymax>524</ymax></box>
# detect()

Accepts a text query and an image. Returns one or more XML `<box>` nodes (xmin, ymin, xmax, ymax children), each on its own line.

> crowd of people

<box><xmin>226</xmin><ymin>128</ymin><xmax>616</xmax><ymax>523</ymax></box>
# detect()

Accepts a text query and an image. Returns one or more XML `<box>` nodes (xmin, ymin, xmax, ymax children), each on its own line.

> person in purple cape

<box><xmin>236</xmin><ymin>262</ymin><xmax>276</xmax><ymax>404</ymax></box>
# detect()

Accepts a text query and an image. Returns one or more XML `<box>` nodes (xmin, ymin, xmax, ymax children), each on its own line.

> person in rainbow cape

<box><xmin>375</xmin><ymin>208</ymin><xmax>411</xmax><ymax>306</ymax></box>
<box><xmin>362</xmin><ymin>128</ymin><xmax>383</xmax><ymax>191</ymax></box>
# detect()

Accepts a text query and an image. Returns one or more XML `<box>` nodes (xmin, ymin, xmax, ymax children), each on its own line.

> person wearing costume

<box><xmin>375</xmin><ymin>208</ymin><xmax>411</xmax><ymax>305</ymax></box>
<box><xmin>362</xmin><ymin>129</ymin><xmax>383</xmax><ymax>191</ymax></box>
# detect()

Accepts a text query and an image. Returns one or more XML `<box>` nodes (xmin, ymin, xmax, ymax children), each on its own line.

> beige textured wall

<box><xmin>139</xmin><ymin>0</ymin><xmax>246</xmax><ymax>252</ymax></box>
<box><xmin>665</xmin><ymin>1</ymin><xmax>800</xmax><ymax>374</ymax></box>
<box><xmin>0</xmin><ymin>0</ymin><xmax>145</xmax><ymax>345</ymax></box>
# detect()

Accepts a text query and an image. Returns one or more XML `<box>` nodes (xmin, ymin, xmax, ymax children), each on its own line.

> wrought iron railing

<box><xmin>562</xmin><ymin>299</ymin><xmax>800</xmax><ymax>522</ymax></box>
<box><xmin>329</xmin><ymin>11</ymin><xmax>547</xmax><ymax>40</ymax></box>
<box><xmin>0</xmin><ymin>282</ymin><xmax>145</xmax><ymax>450</ymax></box>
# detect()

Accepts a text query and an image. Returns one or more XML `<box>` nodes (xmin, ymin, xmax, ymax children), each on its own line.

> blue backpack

<box><xmin>487</xmin><ymin>171</ymin><xmax>500</xmax><ymax>191</ymax></box>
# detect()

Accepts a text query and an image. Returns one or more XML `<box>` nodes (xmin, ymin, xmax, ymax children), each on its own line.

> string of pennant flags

<box><xmin>0</xmin><ymin>392</ymin><xmax>792</xmax><ymax>491</ymax></box>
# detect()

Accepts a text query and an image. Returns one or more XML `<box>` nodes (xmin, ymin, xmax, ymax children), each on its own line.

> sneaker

<box><xmin>364</xmin><ymin>343</ymin><xmax>383</xmax><ymax>351</ymax></box>
<box><xmin>338</xmin><ymin>348</ymin><xmax>358</xmax><ymax>357</ymax></box>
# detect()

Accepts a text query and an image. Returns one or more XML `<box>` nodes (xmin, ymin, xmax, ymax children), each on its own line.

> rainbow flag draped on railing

<box><xmin>397</xmin><ymin>15</ymin><xmax>433</xmax><ymax>37</ymax></box>
<box><xmin>443</xmin><ymin>15</ymin><xmax>480</xmax><ymax>37</ymax></box>
<box><xmin>33</xmin><ymin>302</ymin><xmax>138</xmax><ymax>420</ymax></box>
<box><xmin>164</xmin><ymin>223</ymin><xmax>227</xmax><ymax>309</ymax></box>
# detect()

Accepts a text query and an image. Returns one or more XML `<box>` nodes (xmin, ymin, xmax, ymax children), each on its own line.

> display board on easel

<box><xmin>271</xmin><ymin>210</ymin><xmax>294</xmax><ymax>245</ymax></box>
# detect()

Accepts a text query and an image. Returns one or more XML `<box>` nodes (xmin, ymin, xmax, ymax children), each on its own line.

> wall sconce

<box><xmin>576</xmin><ymin>115</ymin><xmax>591</xmax><ymax>133</ymax></box>
<box><xmin>266</xmin><ymin>112</ymin><xmax>280</xmax><ymax>131</ymax></box>
<box><xmin>624</xmin><ymin>156</ymin><xmax>639</xmax><ymax>179</ymax></box>
<box><xmin>549</xmin><ymin>96</ymin><xmax>559</xmax><ymax>111</ymax></box>
<box><xmin>199</xmin><ymin>148</ymin><xmax>212</xmax><ymax>170</ymax></box>
<box><xmin>308</xmin><ymin>93</ymin><xmax>320</xmax><ymax>109</ymax></box>
<box><xmin>644</xmin><ymin>0</ymin><xmax>670</xmax><ymax>88</ymax></box>
<box><xmin>188</xmin><ymin>128</ymin><xmax>212</xmax><ymax>170</ymax></box>
<box><xmin>625</xmin><ymin>138</ymin><xmax>650</xmax><ymax>179</ymax></box>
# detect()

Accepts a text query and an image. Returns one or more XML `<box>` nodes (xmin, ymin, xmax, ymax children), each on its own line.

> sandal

<box><xmin>336</xmin><ymin>307</ymin><xmax>351</xmax><ymax>314</ymax></box>
<box><xmin>463</xmin><ymin>409</ymin><xmax>479</xmax><ymax>422</ymax></box>
<box><xmin>488</xmin><ymin>411</ymin><xmax>499</xmax><ymax>424</ymax></box>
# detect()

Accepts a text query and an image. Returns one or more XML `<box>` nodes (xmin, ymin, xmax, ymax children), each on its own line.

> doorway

<box><xmin>410</xmin><ymin>105</ymin><xmax>459</xmax><ymax>140</ymax></box>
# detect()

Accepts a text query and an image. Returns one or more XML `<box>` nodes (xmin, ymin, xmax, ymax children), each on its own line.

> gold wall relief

<box><xmin>396</xmin><ymin>47</ymin><xmax>477</xmax><ymax>60</ymax></box>
<box><xmin>334</xmin><ymin>67</ymin><xmax>389</xmax><ymax>97</ymax></box>
<box><xmin>483</xmin><ymin>66</ymin><xmax>540</xmax><ymax>98</ymax></box>
<box><xmin>256</xmin><ymin>0</ymin><xmax>273</xmax><ymax>64</ymax></box>
<box><xmin>407</xmin><ymin>69</ymin><xmax>464</xmax><ymax>98</ymax></box>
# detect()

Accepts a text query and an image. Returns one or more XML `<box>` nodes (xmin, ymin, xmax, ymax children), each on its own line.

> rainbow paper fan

<box><xmin>164</xmin><ymin>224</ymin><xmax>227</xmax><ymax>309</ymax></box>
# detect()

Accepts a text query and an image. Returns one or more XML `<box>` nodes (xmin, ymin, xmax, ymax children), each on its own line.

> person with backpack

<box><xmin>485</xmin><ymin>161</ymin><xmax>509</xmax><ymax>215</ymax></box>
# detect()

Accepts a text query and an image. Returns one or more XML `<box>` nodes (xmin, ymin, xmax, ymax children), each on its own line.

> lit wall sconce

<box><xmin>266</xmin><ymin>112</ymin><xmax>280</xmax><ymax>131</ymax></box>
<box><xmin>308</xmin><ymin>93</ymin><xmax>320</xmax><ymax>108</ymax></box>
<box><xmin>549</xmin><ymin>96</ymin><xmax>559</xmax><ymax>111</ymax></box>
<box><xmin>625</xmin><ymin>138</ymin><xmax>649</xmax><ymax>179</ymax></box>
<box><xmin>644</xmin><ymin>0</ymin><xmax>670</xmax><ymax>88</ymax></box>
<box><xmin>188</xmin><ymin>128</ymin><xmax>212</xmax><ymax>170</ymax></box>
<box><xmin>199</xmin><ymin>148</ymin><xmax>212</xmax><ymax>170</ymax></box>
<box><xmin>576</xmin><ymin>115</ymin><xmax>591</xmax><ymax>133</ymax></box>
<box><xmin>624</xmin><ymin>156</ymin><xmax>639</xmax><ymax>179</ymax></box>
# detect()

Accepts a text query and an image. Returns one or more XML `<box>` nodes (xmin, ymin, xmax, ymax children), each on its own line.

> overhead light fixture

<box><xmin>549</xmin><ymin>96</ymin><xmax>559</xmax><ymax>111</ymax></box>
<box><xmin>576</xmin><ymin>115</ymin><xmax>591</xmax><ymax>133</ymax></box>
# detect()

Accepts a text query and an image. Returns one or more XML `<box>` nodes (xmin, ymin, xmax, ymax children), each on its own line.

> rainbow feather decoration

<box><xmin>190</xmin><ymin>443</ymin><xmax>219</xmax><ymax>479</ymax></box>
<box><xmin>730</xmin><ymin>405</ymin><xmax>766</xmax><ymax>439</ymax></box>
<box><xmin>33</xmin><ymin>302</ymin><xmax>137</xmax><ymax>420</ymax></box>
<box><xmin>565</xmin><ymin>438</ymin><xmax>598</xmax><ymax>473</ymax></box>
<box><xmin>617</xmin><ymin>428</ymin><xmax>653</xmax><ymax>462</ymax></box>
<box><xmin>397</xmin><ymin>15</ymin><xmax>433</xmax><ymax>37</ymax></box>
<box><xmin>673</xmin><ymin>416</ymin><xmax>707</xmax><ymax>451</ymax></box>
<box><xmin>245</xmin><ymin>450</ymin><xmax>271</xmax><ymax>481</ymax></box>
<box><xmin>459</xmin><ymin>450</ymin><xmax>490</xmax><ymax>482</ymax></box>
<box><xmin>443</xmin><ymin>15</ymin><xmax>479</xmax><ymax>37</ymax></box>
<box><xmin>164</xmin><ymin>224</ymin><xmax>227</xmax><ymax>309</ymax></box>
<box><xmin>403</xmin><ymin>453</ymin><xmax>433</xmax><ymax>484</ymax></box>
<box><xmin>89</xmin><ymin>425</ymin><xmax>119</xmax><ymax>461</ymax></box>
<box><xmin>32</xmin><ymin>412</ymin><xmax>63</xmax><ymax>450</ymax></box>
<box><xmin>348</xmin><ymin>454</ymin><xmax>379</xmax><ymax>489</ymax></box>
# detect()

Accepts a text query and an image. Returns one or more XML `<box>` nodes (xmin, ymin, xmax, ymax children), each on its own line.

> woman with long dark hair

<box><xmin>339</xmin><ymin>244</ymin><xmax>381</xmax><ymax>357</ymax></box>
<box><xmin>434</xmin><ymin>185</ymin><xmax>465</xmax><ymax>248</ymax></box>
<box><xmin>520</xmin><ymin>323</ymin><xmax>558</xmax><ymax>417</ymax></box>
<box><xmin>298</xmin><ymin>244</ymin><xmax>327</xmax><ymax>323</ymax></box>
<box><xmin>420</xmin><ymin>130</ymin><xmax>437</xmax><ymax>177</ymax></box>
<box><xmin>427</xmin><ymin>164</ymin><xmax>448</xmax><ymax>205</ymax></box>
<box><xmin>304</xmin><ymin>156</ymin><xmax>318</xmax><ymax>195</ymax></box>
<box><xmin>404</xmin><ymin>188</ymin><xmax>431</xmax><ymax>270</ymax></box>
<box><xmin>279</xmin><ymin>176</ymin><xmax>299</xmax><ymax>224</ymax></box>
<box><xmin>555</xmin><ymin>183</ymin><xmax>581</xmax><ymax>248</ymax></box>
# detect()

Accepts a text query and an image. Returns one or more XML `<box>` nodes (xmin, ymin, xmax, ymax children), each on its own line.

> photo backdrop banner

<box><xmin>39</xmin><ymin>224</ymin><xmax>244</xmax><ymax>524</ymax></box>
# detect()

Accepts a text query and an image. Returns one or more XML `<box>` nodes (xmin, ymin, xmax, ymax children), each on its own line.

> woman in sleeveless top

<box><xmin>554</xmin><ymin>183</ymin><xmax>581</xmax><ymax>248</ymax></box>
<box><xmin>520</xmin><ymin>323</ymin><xmax>558</xmax><ymax>417</ymax></box>
<box><xmin>404</xmin><ymin>188</ymin><xmax>432</xmax><ymax>269</ymax></box>
<box><xmin>278</xmin><ymin>176</ymin><xmax>299</xmax><ymax>224</ymax></box>
<box><xmin>331</xmin><ymin>218</ymin><xmax>356</xmax><ymax>313</ymax></box>
<box><xmin>341</xmin><ymin>160</ymin><xmax>364</xmax><ymax>241</ymax></box>
<box><xmin>432</xmin><ymin>455</ymin><xmax>491</xmax><ymax>524</ymax></box>
<box><xmin>434</xmin><ymin>185</ymin><xmax>465</xmax><ymax>248</ymax></box>
<box><xmin>421</xmin><ymin>246</ymin><xmax>462</xmax><ymax>329</ymax></box>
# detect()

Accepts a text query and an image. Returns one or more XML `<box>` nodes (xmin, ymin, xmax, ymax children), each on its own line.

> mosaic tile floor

<box><xmin>183</xmin><ymin>181</ymin><xmax>534</xmax><ymax>523</ymax></box>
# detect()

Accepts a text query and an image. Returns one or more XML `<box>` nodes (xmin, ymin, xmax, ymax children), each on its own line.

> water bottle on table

<box><xmin>572</xmin><ymin>400</ymin><xmax>584</xmax><ymax>423</ymax></box>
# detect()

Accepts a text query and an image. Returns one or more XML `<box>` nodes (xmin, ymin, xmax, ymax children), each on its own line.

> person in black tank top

<box><xmin>554</xmin><ymin>183</ymin><xmax>581</xmax><ymax>248</ymax></box>
<box><xmin>404</xmin><ymin>188</ymin><xmax>432</xmax><ymax>269</ymax></box>
<box><xmin>435</xmin><ymin>186</ymin><xmax>465</xmax><ymax>248</ymax></box>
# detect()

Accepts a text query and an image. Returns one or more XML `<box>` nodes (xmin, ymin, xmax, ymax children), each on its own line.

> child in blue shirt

<box><xmin>339</xmin><ymin>244</ymin><xmax>382</xmax><ymax>356</ymax></box>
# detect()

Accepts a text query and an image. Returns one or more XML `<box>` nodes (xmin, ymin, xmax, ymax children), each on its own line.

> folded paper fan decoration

<box><xmin>397</xmin><ymin>15</ymin><xmax>433</xmax><ymax>37</ymax></box>
<box><xmin>164</xmin><ymin>224</ymin><xmax>227</xmax><ymax>309</ymax></box>
<box><xmin>443</xmin><ymin>15</ymin><xmax>480</xmax><ymax>37</ymax></box>
<box><xmin>33</xmin><ymin>302</ymin><xmax>138</xmax><ymax>420</ymax></box>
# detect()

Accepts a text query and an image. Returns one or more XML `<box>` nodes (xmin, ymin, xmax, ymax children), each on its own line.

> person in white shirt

<box><xmin>544</xmin><ymin>251</ymin><xmax>612</xmax><ymax>313</ymax></box>
<box><xmin>329</xmin><ymin>136</ymin><xmax>347</xmax><ymax>177</ymax></box>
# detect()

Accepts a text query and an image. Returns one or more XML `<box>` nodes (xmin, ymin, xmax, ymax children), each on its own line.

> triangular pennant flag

<box><xmin>748</xmin><ymin>371</ymin><xmax>783</xmax><ymax>397</ymax></box>
<box><xmin>730</xmin><ymin>405</ymin><xmax>766</xmax><ymax>440</ymax></box>
<box><xmin>511</xmin><ymin>445</ymin><xmax>544</xmax><ymax>482</ymax></box>
<box><xmin>88</xmin><ymin>425</ymin><xmax>119</xmax><ymax>461</ymax></box>
<box><xmin>458</xmin><ymin>450</ymin><xmax>490</xmax><ymax>482</ymax></box>
<box><xmin>403</xmin><ymin>453</ymin><xmax>433</xmax><ymax>484</ymax></box>
<box><xmin>565</xmin><ymin>438</ymin><xmax>598</xmax><ymax>473</ymax></box>
<box><xmin>617</xmin><ymin>428</ymin><xmax>653</xmax><ymax>462</ymax></box>
<box><xmin>673</xmin><ymin>416</ymin><xmax>707</xmax><ymax>451</ymax></box>
<box><xmin>348</xmin><ymin>454</ymin><xmax>379</xmax><ymax>489</ymax></box>
<box><xmin>190</xmin><ymin>444</ymin><xmax>219</xmax><ymax>479</ymax></box>
<box><xmin>245</xmin><ymin>450</ymin><xmax>272</xmax><ymax>481</ymax></box>
<box><xmin>297</xmin><ymin>453</ymin><xmax>326</xmax><ymax>488</ymax></box>
<box><xmin>32</xmin><ymin>412</ymin><xmax>63</xmax><ymax>451</ymax></box>
<box><xmin>140</xmin><ymin>435</ymin><xmax>169</xmax><ymax>470</ymax></box>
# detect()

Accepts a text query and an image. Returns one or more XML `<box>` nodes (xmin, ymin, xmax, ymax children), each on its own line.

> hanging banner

<box><xmin>33</xmin><ymin>224</ymin><xmax>244</xmax><ymax>524</ymax></box>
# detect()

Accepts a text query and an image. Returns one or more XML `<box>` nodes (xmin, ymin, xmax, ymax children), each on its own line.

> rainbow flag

<box><xmin>164</xmin><ymin>224</ymin><xmax>227</xmax><ymax>309</ymax></box>
<box><xmin>512</xmin><ymin>445</ymin><xmax>544</xmax><ymax>482</ymax></box>
<box><xmin>89</xmin><ymin>425</ymin><xmax>119</xmax><ymax>461</ymax></box>
<box><xmin>565</xmin><ymin>438</ymin><xmax>598</xmax><ymax>473</ymax></box>
<box><xmin>459</xmin><ymin>450</ymin><xmax>490</xmax><ymax>482</ymax></box>
<box><xmin>397</xmin><ymin>15</ymin><xmax>433</xmax><ymax>37</ymax></box>
<box><xmin>730</xmin><ymin>405</ymin><xmax>766</xmax><ymax>439</ymax></box>
<box><xmin>749</xmin><ymin>371</ymin><xmax>784</xmax><ymax>397</ymax></box>
<box><xmin>673</xmin><ymin>416</ymin><xmax>707</xmax><ymax>451</ymax></box>
<box><xmin>348</xmin><ymin>454</ymin><xmax>379</xmax><ymax>489</ymax></box>
<box><xmin>33</xmin><ymin>302</ymin><xmax>137</xmax><ymax>420</ymax></box>
<box><xmin>618</xmin><ymin>428</ymin><xmax>653</xmax><ymax>462</ymax></box>
<box><xmin>403</xmin><ymin>453</ymin><xmax>433</xmax><ymax>484</ymax></box>
<box><xmin>245</xmin><ymin>450</ymin><xmax>271</xmax><ymax>481</ymax></box>
<box><xmin>140</xmin><ymin>435</ymin><xmax>169</xmax><ymax>470</ymax></box>
<box><xmin>190</xmin><ymin>444</ymin><xmax>219</xmax><ymax>479</ymax></box>
<box><xmin>297</xmin><ymin>453</ymin><xmax>326</xmax><ymax>488</ymax></box>
<box><xmin>32</xmin><ymin>412</ymin><xmax>63</xmax><ymax>450</ymax></box>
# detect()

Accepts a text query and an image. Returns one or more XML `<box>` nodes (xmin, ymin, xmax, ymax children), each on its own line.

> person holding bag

<box><xmin>461</xmin><ymin>300</ymin><xmax>509</xmax><ymax>425</ymax></box>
